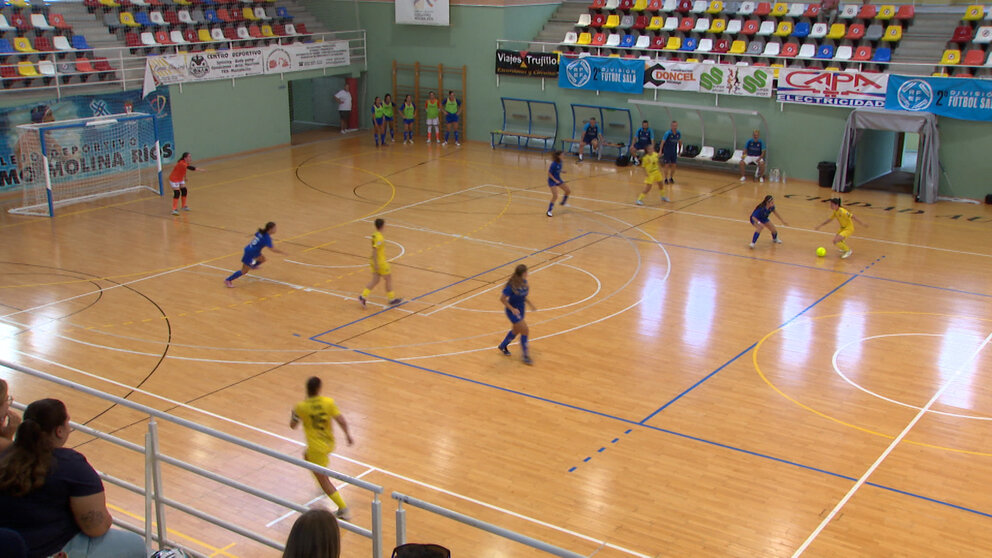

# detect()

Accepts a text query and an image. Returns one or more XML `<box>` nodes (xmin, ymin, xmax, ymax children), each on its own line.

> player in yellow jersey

<box><xmin>359</xmin><ymin>218</ymin><xmax>402</xmax><ymax>308</ymax></box>
<box><xmin>290</xmin><ymin>376</ymin><xmax>354</xmax><ymax>520</ymax></box>
<box><xmin>635</xmin><ymin>143</ymin><xmax>668</xmax><ymax>205</ymax></box>
<box><xmin>815</xmin><ymin>198</ymin><xmax>867</xmax><ymax>259</ymax></box>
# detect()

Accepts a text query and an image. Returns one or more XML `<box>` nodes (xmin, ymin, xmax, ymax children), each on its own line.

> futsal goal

<box><xmin>10</xmin><ymin>112</ymin><xmax>164</xmax><ymax>217</ymax></box>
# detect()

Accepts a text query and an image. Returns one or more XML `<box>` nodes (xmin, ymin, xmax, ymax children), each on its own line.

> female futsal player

<box><xmin>635</xmin><ymin>143</ymin><xmax>665</xmax><ymax>205</ymax></box>
<box><xmin>424</xmin><ymin>91</ymin><xmax>440</xmax><ymax>144</ymax></box>
<box><xmin>497</xmin><ymin>264</ymin><xmax>537</xmax><ymax>365</ymax></box>
<box><xmin>400</xmin><ymin>95</ymin><xmax>417</xmax><ymax>144</ymax></box>
<box><xmin>815</xmin><ymin>198</ymin><xmax>867</xmax><ymax>259</ymax></box>
<box><xmin>371</xmin><ymin>97</ymin><xmax>385</xmax><ymax>147</ymax></box>
<box><xmin>168</xmin><ymin>152</ymin><xmax>204</xmax><ymax>215</ymax></box>
<box><xmin>382</xmin><ymin>93</ymin><xmax>397</xmax><ymax>143</ymax></box>
<box><xmin>359</xmin><ymin>218</ymin><xmax>402</xmax><ymax>308</ymax></box>
<box><xmin>546</xmin><ymin>150</ymin><xmax>570</xmax><ymax>217</ymax></box>
<box><xmin>748</xmin><ymin>195</ymin><xmax>788</xmax><ymax>248</ymax></box>
<box><xmin>224</xmin><ymin>222</ymin><xmax>284</xmax><ymax>287</ymax></box>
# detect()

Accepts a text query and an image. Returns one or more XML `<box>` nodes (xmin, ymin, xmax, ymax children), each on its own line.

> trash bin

<box><xmin>817</xmin><ymin>161</ymin><xmax>837</xmax><ymax>188</ymax></box>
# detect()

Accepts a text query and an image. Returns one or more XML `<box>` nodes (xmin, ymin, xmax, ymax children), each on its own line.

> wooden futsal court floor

<box><xmin>2</xmin><ymin>134</ymin><xmax>992</xmax><ymax>557</ymax></box>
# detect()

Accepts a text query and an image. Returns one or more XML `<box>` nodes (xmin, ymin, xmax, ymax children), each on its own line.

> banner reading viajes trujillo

<box><xmin>643</xmin><ymin>61</ymin><xmax>698</xmax><ymax>91</ymax></box>
<box><xmin>495</xmin><ymin>49</ymin><xmax>559</xmax><ymax>78</ymax></box>
<box><xmin>558</xmin><ymin>56</ymin><xmax>644</xmax><ymax>94</ymax></box>
<box><xmin>143</xmin><ymin>41</ymin><xmax>351</xmax><ymax>96</ymax></box>
<box><xmin>777</xmin><ymin>69</ymin><xmax>888</xmax><ymax>107</ymax></box>
<box><xmin>0</xmin><ymin>90</ymin><xmax>176</xmax><ymax>193</ymax></box>
<box><xmin>695</xmin><ymin>64</ymin><xmax>772</xmax><ymax>97</ymax></box>
<box><xmin>886</xmin><ymin>74</ymin><xmax>992</xmax><ymax>122</ymax></box>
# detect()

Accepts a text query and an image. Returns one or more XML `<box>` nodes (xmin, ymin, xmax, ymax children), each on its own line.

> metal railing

<box><xmin>1</xmin><ymin>29</ymin><xmax>367</xmax><ymax>99</ymax></box>
<box><xmin>1</xmin><ymin>359</ymin><xmax>385</xmax><ymax>558</ymax></box>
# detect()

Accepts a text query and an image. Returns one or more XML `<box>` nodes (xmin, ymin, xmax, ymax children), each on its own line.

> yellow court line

<box><xmin>753</xmin><ymin>310</ymin><xmax>992</xmax><ymax>457</ymax></box>
<box><xmin>108</xmin><ymin>503</ymin><xmax>241</xmax><ymax>558</ymax></box>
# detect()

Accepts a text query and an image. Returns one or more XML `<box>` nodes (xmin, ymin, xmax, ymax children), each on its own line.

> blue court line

<box><xmin>308</xmin><ymin>232</ymin><xmax>594</xmax><ymax>342</ymax></box>
<box><xmin>864</xmin><ymin>481</ymin><xmax>992</xmax><ymax>519</ymax></box>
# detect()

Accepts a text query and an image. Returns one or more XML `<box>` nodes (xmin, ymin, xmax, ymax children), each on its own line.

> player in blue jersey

<box><xmin>224</xmin><ymin>222</ymin><xmax>284</xmax><ymax>287</ymax></box>
<box><xmin>629</xmin><ymin>120</ymin><xmax>654</xmax><ymax>166</ymax></box>
<box><xmin>749</xmin><ymin>195</ymin><xmax>788</xmax><ymax>248</ymax></box>
<box><xmin>660</xmin><ymin>120</ymin><xmax>682</xmax><ymax>186</ymax></box>
<box><xmin>546</xmin><ymin>150</ymin><xmax>570</xmax><ymax>217</ymax></box>
<box><xmin>497</xmin><ymin>264</ymin><xmax>537</xmax><ymax>365</ymax></box>
<box><xmin>576</xmin><ymin>117</ymin><xmax>602</xmax><ymax>161</ymax></box>
<box><xmin>740</xmin><ymin>129</ymin><xmax>767</xmax><ymax>182</ymax></box>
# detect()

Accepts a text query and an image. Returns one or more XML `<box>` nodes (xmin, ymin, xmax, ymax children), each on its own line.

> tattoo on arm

<box><xmin>78</xmin><ymin>508</ymin><xmax>109</xmax><ymax>532</ymax></box>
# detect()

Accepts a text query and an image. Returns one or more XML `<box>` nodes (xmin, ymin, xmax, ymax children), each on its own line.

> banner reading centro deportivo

<box><xmin>559</xmin><ymin>56</ymin><xmax>644</xmax><ymax>94</ymax></box>
<box><xmin>495</xmin><ymin>49</ymin><xmax>559</xmax><ymax>78</ymax></box>
<box><xmin>777</xmin><ymin>69</ymin><xmax>888</xmax><ymax>107</ymax></box>
<box><xmin>695</xmin><ymin>64</ymin><xmax>772</xmax><ymax>97</ymax></box>
<box><xmin>143</xmin><ymin>42</ymin><xmax>351</xmax><ymax>96</ymax></box>
<box><xmin>886</xmin><ymin>75</ymin><xmax>992</xmax><ymax>121</ymax></box>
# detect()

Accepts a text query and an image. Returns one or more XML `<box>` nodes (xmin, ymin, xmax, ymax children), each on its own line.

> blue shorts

<box><xmin>241</xmin><ymin>251</ymin><xmax>260</xmax><ymax>266</ymax></box>
<box><xmin>548</xmin><ymin>179</ymin><xmax>563</xmax><ymax>188</ymax></box>
<box><xmin>750</xmin><ymin>215</ymin><xmax>770</xmax><ymax>225</ymax></box>
<box><xmin>403</xmin><ymin>118</ymin><xmax>414</xmax><ymax>124</ymax></box>
<box><xmin>634</xmin><ymin>141</ymin><xmax>651</xmax><ymax>150</ymax></box>
<box><xmin>662</xmin><ymin>150</ymin><xmax>677</xmax><ymax>164</ymax></box>
<box><xmin>374</xmin><ymin>117</ymin><xmax>384</xmax><ymax>125</ymax></box>
<box><xmin>384</xmin><ymin>116</ymin><xmax>393</xmax><ymax>122</ymax></box>
<box><xmin>582</xmin><ymin>134</ymin><xmax>598</xmax><ymax>144</ymax></box>
<box><xmin>505</xmin><ymin>307</ymin><xmax>525</xmax><ymax>324</ymax></box>
<box><xmin>445</xmin><ymin>113</ymin><xmax>459</xmax><ymax>123</ymax></box>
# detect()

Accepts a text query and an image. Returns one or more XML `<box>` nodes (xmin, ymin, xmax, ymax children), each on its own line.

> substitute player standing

<box><xmin>400</xmin><ymin>95</ymin><xmax>417</xmax><ymax>144</ymax></box>
<box><xmin>168</xmin><ymin>152</ymin><xmax>203</xmax><ymax>215</ymax></box>
<box><xmin>359</xmin><ymin>218</ymin><xmax>402</xmax><ymax>307</ymax></box>
<box><xmin>424</xmin><ymin>91</ymin><xmax>441</xmax><ymax>144</ymax></box>
<box><xmin>442</xmin><ymin>90</ymin><xmax>462</xmax><ymax>146</ymax></box>
<box><xmin>660</xmin><ymin>120</ymin><xmax>682</xmax><ymax>185</ymax></box>
<box><xmin>815</xmin><ymin>198</ymin><xmax>867</xmax><ymax>259</ymax></box>
<box><xmin>635</xmin><ymin>143</ymin><xmax>667</xmax><ymax>204</ymax></box>
<box><xmin>291</xmin><ymin>376</ymin><xmax>354</xmax><ymax>521</ymax></box>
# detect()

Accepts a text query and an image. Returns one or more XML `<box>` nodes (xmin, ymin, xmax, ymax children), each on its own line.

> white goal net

<box><xmin>11</xmin><ymin>112</ymin><xmax>163</xmax><ymax>216</ymax></box>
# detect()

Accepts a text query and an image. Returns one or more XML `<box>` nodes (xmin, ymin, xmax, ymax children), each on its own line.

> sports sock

<box><xmin>226</xmin><ymin>270</ymin><xmax>242</xmax><ymax>281</ymax></box>
<box><xmin>520</xmin><ymin>335</ymin><xmax>529</xmax><ymax>357</ymax></box>
<box><xmin>444</xmin><ymin>131</ymin><xmax>450</xmax><ymax>142</ymax></box>
<box><xmin>637</xmin><ymin>193</ymin><xmax>646</xmax><ymax>201</ymax></box>
<box><xmin>547</xmin><ymin>202</ymin><xmax>554</xmax><ymax>213</ymax></box>
<box><xmin>361</xmin><ymin>288</ymin><xmax>371</xmax><ymax>298</ymax></box>
<box><xmin>389</xmin><ymin>128</ymin><xmax>394</xmax><ymax>139</ymax></box>
<box><xmin>837</xmin><ymin>240</ymin><xmax>850</xmax><ymax>252</ymax></box>
<box><xmin>181</xmin><ymin>195</ymin><xmax>187</xmax><ymax>207</ymax></box>
<box><xmin>560</xmin><ymin>194</ymin><xmax>568</xmax><ymax>205</ymax></box>
<box><xmin>380</xmin><ymin>133</ymin><xmax>386</xmax><ymax>144</ymax></box>
<box><xmin>454</xmin><ymin>131</ymin><xmax>460</xmax><ymax>142</ymax></box>
<box><xmin>499</xmin><ymin>331</ymin><xmax>516</xmax><ymax>348</ymax></box>
<box><xmin>387</xmin><ymin>291</ymin><xmax>396</xmax><ymax>300</ymax></box>
<box><xmin>374</xmin><ymin>135</ymin><xmax>379</xmax><ymax>146</ymax></box>
<box><xmin>172</xmin><ymin>198</ymin><xmax>178</xmax><ymax>210</ymax></box>
<box><xmin>772</xmin><ymin>232</ymin><xmax>778</xmax><ymax>240</ymax></box>
<box><xmin>329</xmin><ymin>491</ymin><xmax>347</xmax><ymax>510</ymax></box>
<box><xmin>752</xmin><ymin>232</ymin><xmax>761</xmax><ymax>244</ymax></box>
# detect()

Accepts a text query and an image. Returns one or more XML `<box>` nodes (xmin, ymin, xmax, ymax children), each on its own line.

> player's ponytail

<box><xmin>552</xmin><ymin>150</ymin><xmax>562</xmax><ymax>164</ymax></box>
<box><xmin>0</xmin><ymin>398</ymin><xmax>67</xmax><ymax>497</ymax></box>
<box><xmin>754</xmin><ymin>195</ymin><xmax>773</xmax><ymax>212</ymax></box>
<box><xmin>508</xmin><ymin>264</ymin><xmax>527</xmax><ymax>291</ymax></box>
<box><xmin>258</xmin><ymin>222</ymin><xmax>276</xmax><ymax>235</ymax></box>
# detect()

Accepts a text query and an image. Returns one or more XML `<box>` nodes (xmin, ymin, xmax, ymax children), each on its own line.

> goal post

<box><xmin>10</xmin><ymin>112</ymin><xmax>164</xmax><ymax>217</ymax></box>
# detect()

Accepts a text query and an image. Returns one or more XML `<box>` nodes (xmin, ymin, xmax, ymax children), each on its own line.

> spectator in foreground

<box><xmin>283</xmin><ymin>508</ymin><xmax>341</xmax><ymax>558</ymax></box>
<box><xmin>0</xmin><ymin>379</ymin><xmax>22</xmax><ymax>451</ymax></box>
<box><xmin>0</xmin><ymin>398</ymin><xmax>147</xmax><ymax>558</ymax></box>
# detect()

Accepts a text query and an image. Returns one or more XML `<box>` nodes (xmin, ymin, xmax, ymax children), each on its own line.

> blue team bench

<box><xmin>491</xmin><ymin>97</ymin><xmax>558</xmax><ymax>152</ymax></box>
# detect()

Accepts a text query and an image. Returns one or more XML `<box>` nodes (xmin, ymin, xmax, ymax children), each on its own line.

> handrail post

<box><xmin>144</xmin><ymin>429</ymin><xmax>154</xmax><ymax>550</ymax></box>
<box><xmin>148</xmin><ymin>418</ymin><xmax>167</xmax><ymax>546</ymax></box>
<box><xmin>395</xmin><ymin>499</ymin><xmax>406</xmax><ymax>547</ymax></box>
<box><xmin>371</xmin><ymin>493</ymin><xmax>383</xmax><ymax>558</ymax></box>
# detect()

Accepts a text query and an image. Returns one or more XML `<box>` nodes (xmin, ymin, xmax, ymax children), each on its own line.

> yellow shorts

<box><xmin>837</xmin><ymin>228</ymin><xmax>853</xmax><ymax>239</ymax></box>
<box><xmin>305</xmin><ymin>447</ymin><xmax>331</xmax><ymax>467</ymax></box>
<box><xmin>645</xmin><ymin>171</ymin><xmax>663</xmax><ymax>184</ymax></box>
<box><xmin>370</xmin><ymin>261</ymin><xmax>391</xmax><ymax>275</ymax></box>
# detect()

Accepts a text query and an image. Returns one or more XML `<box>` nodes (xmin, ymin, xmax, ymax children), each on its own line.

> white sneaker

<box><xmin>442</xmin><ymin>141</ymin><xmax>448</xmax><ymax>146</ymax></box>
<box><xmin>455</xmin><ymin>142</ymin><xmax>461</xmax><ymax>146</ymax></box>
<box><xmin>759</xmin><ymin>176</ymin><xmax>765</xmax><ymax>183</ymax></box>
<box><xmin>841</xmin><ymin>249</ymin><xmax>853</xmax><ymax>259</ymax></box>
<box><xmin>740</xmin><ymin>176</ymin><xmax>747</xmax><ymax>182</ymax></box>
<box><xmin>749</xmin><ymin>242</ymin><xmax>755</xmax><ymax>249</ymax></box>
<box><xmin>335</xmin><ymin>507</ymin><xmax>352</xmax><ymax>521</ymax></box>
<box><xmin>661</xmin><ymin>196</ymin><xmax>670</xmax><ymax>202</ymax></box>
<box><xmin>171</xmin><ymin>209</ymin><xmax>179</xmax><ymax>215</ymax></box>
<box><xmin>578</xmin><ymin>153</ymin><xmax>583</xmax><ymax>161</ymax></box>
<box><xmin>635</xmin><ymin>199</ymin><xmax>644</xmax><ymax>205</ymax></box>
<box><xmin>773</xmin><ymin>238</ymin><xmax>783</xmax><ymax>244</ymax></box>
<box><xmin>546</xmin><ymin>210</ymin><xmax>553</xmax><ymax>217</ymax></box>
<box><xmin>426</xmin><ymin>138</ymin><xmax>431</xmax><ymax>144</ymax></box>
<box><xmin>409</xmin><ymin>139</ymin><xmax>414</xmax><ymax>144</ymax></box>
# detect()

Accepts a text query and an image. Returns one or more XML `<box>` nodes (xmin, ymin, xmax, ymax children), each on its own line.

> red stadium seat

<box><xmin>712</xmin><ymin>37</ymin><xmax>730</xmax><ymax>52</ymax></box>
<box><xmin>678</xmin><ymin>0</ymin><xmax>692</xmax><ymax>13</ymax></box>
<box><xmin>754</xmin><ymin>2</ymin><xmax>771</xmax><ymax>16</ymax></box>
<box><xmin>163</xmin><ymin>10</ymin><xmax>180</xmax><ymax>25</ymax></box>
<box><xmin>963</xmin><ymin>48</ymin><xmax>984</xmax><ymax>65</ymax></box>
<box><xmin>10</xmin><ymin>13</ymin><xmax>31</xmax><ymax>31</ymax></box>
<box><xmin>223</xmin><ymin>26</ymin><xmax>238</xmax><ymax>40</ymax></box>
<box><xmin>634</xmin><ymin>15</ymin><xmax>649</xmax><ymax>29</ymax></box>
<box><xmin>845</xmin><ymin>23</ymin><xmax>864</xmax><ymax>39</ymax></box>
<box><xmin>155</xmin><ymin>30</ymin><xmax>173</xmax><ymax>44</ymax></box>
<box><xmin>742</xmin><ymin>19</ymin><xmax>759</xmax><ymax>35</ymax></box>
<box><xmin>183</xmin><ymin>29</ymin><xmax>198</xmax><ymax>42</ymax></box>
<box><xmin>651</xmin><ymin>34</ymin><xmax>665</xmax><ymax>48</ymax></box>
<box><xmin>857</xmin><ymin>4</ymin><xmax>876</xmax><ymax>19</ymax></box>
<box><xmin>678</xmin><ymin>16</ymin><xmax>694</xmax><ymax>31</ymax></box>
<box><xmin>49</xmin><ymin>13</ymin><xmax>73</xmax><ymax>30</ymax></box>
<box><xmin>894</xmin><ymin>4</ymin><xmax>914</xmax><ymax>21</ymax></box>
<box><xmin>647</xmin><ymin>0</ymin><xmax>662</xmax><ymax>10</ymax></box>
<box><xmin>294</xmin><ymin>23</ymin><xmax>309</xmax><ymax>35</ymax></box>
<box><xmin>591</xmin><ymin>13</ymin><xmax>607</xmax><ymax>26</ymax></box>
<box><xmin>591</xmin><ymin>31</ymin><xmax>607</xmax><ymax>44</ymax></box>
<box><xmin>951</xmin><ymin>25</ymin><xmax>973</xmax><ymax>43</ymax></box>
<box><xmin>780</xmin><ymin>42</ymin><xmax>798</xmax><ymax>56</ymax></box>
<box><xmin>852</xmin><ymin>45</ymin><xmax>872</xmax><ymax>60</ymax></box>
<box><xmin>619</xmin><ymin>0</ymin><xmax>635</xmax><ymax>10</ymax></box>
<box><xmin>589</xmin><ymin>0</ymin><xmax>606</xmax><ymax>8</ymax></box>
<box><xmin>803</xmin><ymin>4</ymin><xmax>820</xmax><ymax>18</ymax></box>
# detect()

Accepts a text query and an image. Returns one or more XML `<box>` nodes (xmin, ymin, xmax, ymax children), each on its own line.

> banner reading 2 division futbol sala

<box><xmin>886</xmin><ymin>74</ymin><xmax>992</xmax><ymax>122</ymax></box>
<box><xmin>558</xmin><ymin>56</ymin><xmax>644</xmax><ymax>94</ymax></box>
<box><xmin>777</xmin><ymin>69</ymin><xmax>888</xmax><ymax>107</ymax></box>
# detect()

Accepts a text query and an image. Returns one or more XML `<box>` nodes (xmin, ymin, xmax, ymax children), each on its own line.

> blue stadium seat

<box><xmin>204</xmin><ymin>9</ymin><xmax>220</xmax><ymax>24</ymax></box>
<box><xmin>0</xmin><ymin>38</ymin><xmax>13</xmax><ymax>55</ymax></box>
<box><xmin>134</xmin><ymin>11</ymin><xmax>153</xmax><ymax>26</ymax></box>
<box><xmin>71</xmin><ymin>35</ymin><xmax>91</xmax><ymax>50</ymax></box>
<box><xmin>792</xmin><ymin>21</ymin><xmax>810</xmax><ymax>38</ymax></box>
<box><xmin>872</xmin><ymin>46</ymin><xmax>891</xmax><ymax>62</ymax></box>
<box><xmin>681</xmin><ymin>36</ymin><xmax>699</xmax><ymax>50</ymax></box>
<box><xmin>620</xmin><ymin>34</ymin><xmax>636</xmax><ymax>47</ymax></box>
<box><xmin>815</xmin><ymin>44</ymin><xmax>834</xmax><ymax>59</ymax></box>
<box><xmin>276</xmin><ymin>6</ymin><xmax>293</xmax><ymax>19</ymax></box>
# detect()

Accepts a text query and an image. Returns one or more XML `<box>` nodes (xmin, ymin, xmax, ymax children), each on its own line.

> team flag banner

<box><xmin>0</xmin><ymin>90</ymin><xmax>175</xmax><ymax>193</ymax></box>
<box><xmin>396</xmin><ymin>0</ymin><xmax>449</xmax><ymax>26</ymax></box>
<box><xmin>558</xmin><ymin>56</ymin><xmax>644</xmax><ymax>94</ymax></box>
<box><xmin>643</xmin><ymin>61</ymin><xmax>698</xmax><ymax>91</ymax></box>
<box><xmin>495</xmin><ymin>49</ymin><xmax>560</xmax><ymax>78</ymax></box>
<box><xmin>143</xmin><ymin>42</ymin><xmax>351</xmax><ymax>96</ymax></box>
<box><xmin>694</xmin><ymin>64</ymin><xmax>772</xmax><ymax>97</ymax></box>
<box><xmin>886</xmin><ymin>75</ymin><xmax>992</xmax><ymax>122</ymax></box>
<box><xmin>777</xmin><ymin>69</ymin><xmax>888</xmax><ymax>107</ymax></box>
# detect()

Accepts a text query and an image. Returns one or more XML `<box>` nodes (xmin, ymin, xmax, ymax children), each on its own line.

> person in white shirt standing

<box><xmin>333</xmin><ymin>87</ymin><xmax>354</xmax><ymax>133</ymax></box>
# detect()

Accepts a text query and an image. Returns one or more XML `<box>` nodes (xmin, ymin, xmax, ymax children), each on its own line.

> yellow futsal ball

<box><xmin>816</xmin><ymin>247</ymin><xmax>827</xmax><ymax>257</ymax></box>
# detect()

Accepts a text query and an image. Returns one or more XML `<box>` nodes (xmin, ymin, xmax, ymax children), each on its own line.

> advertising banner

<box><xmin>643</xmin><ymin>61</ymin><xmax>698</xmax><ymax>91</ymax></box>
<box><xmin>495</xmin><ymin>49</ymin><xmax>560</xmax><ymax>78</ymax></box>
<box><xmin>396</xmin><ymin>0</ymin><xmax>449</xmax><ymax>26</ymax></box>
<box><xmin>777</xmin><ymin>69</ymin><xmax>888</xmax><ymax>107</ymax></box>
<box><xmin>0</xmin><ymin>90</ymin><xmax>175</xmax><ymax>193</ymax></box>
<box><xmin>886</xmin><ymin>74</ymin><xmax>992</xmax><ymax>121</ymax></box>
<box><xmin>694</xmin><ymin>64</ymin><xmax>772</xmax><ymax>97</ymax></box>
<box><xmin>558</xmin><ymin>56</ymin><xmax>644</xmax><ymax>94</ymax></box>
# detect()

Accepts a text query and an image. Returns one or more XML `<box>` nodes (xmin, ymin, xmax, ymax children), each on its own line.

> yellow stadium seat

<box><xmin>710</xmin><ymin>19</ymin><xmax>726</xmax><ymax>33</ymax></box>
<box><xmin>824</xmin><ymin>66</ymin><xmax>841</xmax><ymax>72</ymax></box>
<box><xmin>730</xmin><ymin>39</ymin><xmax>746</xmax><ymax>53</ymax></box>
<box><xmin>243</xmin><ymin>7</ymin><xmax>259</xmax><ymax>20</ymax></box>
<box><xmin>963</xmin><ymin>5</ymin><xmax>983</xmax><ymax>21</ymax></box>
<box><xmin>261</xmin><ymin>24</ymin><xmax>274</xmax><ymax>37</ymax></box>
<box><xmin>876</xmin><ymin>5</ymin><xmax>895</xmax><ymax>20</ymax></box>
<box><xmin>647</xmin><ymin>16</ymin><xmax>663</xmax><ymax>30</ymax></box>
<box><xmin>770</xmin><ymin>63</ymin><xmax>784</xmax><ymax>78</ymax></box>
<box><xmin>609</xmin><ymin>53</ymin><xmax>621</xmax><ymax>57</ymax></box>
<box><xmin>12</xmin><ymin>37</ymin><xmax>36</xmax><ymax>53</ymax></box>
<box><xmin>17</xmin><ymin>60</ymin><xmax>39</xmax><ymax>77</ymax></box>
<box><xmin>174</xmin><ymin>0</ymin><xmax>192</xmax><ymax>5</ymax></box>
<box><xmin>9</xmin><ymin>0</ymin><xmax>31</xmax><ymax>7</ymax></box>
<box><xmin>119</xmin><ymin>12</ymin><xmax>141</xmax><ymax>27</ymax></box>
<box><xmin>577</xmin><ymin>32</ymin><xmax>592</xmax><ymax>45</ymax></box>
<box><xmin>665</xmin><ymin>36</ymin><xmax>682</xmax><ymax>49</ymax></box>
<box><xmin>605</xmin><ymin>14</ymin><xmax>620</xmax><ymax>28</ymax></box>
<box><xmin>770</xmin><ymin>2</ymin><xmax>788</xmax><ymax>17</ymax></box>
<box><xmin>774</xmin><ymin>21</ymin><xmax>793</xmax><ymax>36</ymax></box>
<box><xmin>939</xmin><ymin>49</ymin><xmax>961</xmax><ymax>65</ymax></box>
<box><xmin>706</xmin><ymin>0</ymin><xmax>723</xmax><ymax>14</ymax></box>
<box><xmin>198</xmin><ymin>28</ymin><xmax>214</xmax><ymax>42</ymax></box>
<box><xmin>932</xmin><ymin>70</ymin><xmax>950</xmax><ymax>77</ymax></box>
<box><xmin>686</xmin><ymin>57</ymin><xmax>700</xmax><ymax>62</ymax></box>
<box><xmin>632</xmin><ymin>0</ymin><xmax>647</xmax><ymax>10</ymax></box>
<box><xmin>827</xmin><ymin>23</ymin><xmax>845</xmax><ymax>39</ymax></box>
<box><xmin>98</xmin><ymin>0</ymin><xmax>119</xmax><ymax>7</ymax></box>
<box><xmin>882</xmin><ymin>25</ymin><xmax>902</xmax><ymax>42</ymax></box>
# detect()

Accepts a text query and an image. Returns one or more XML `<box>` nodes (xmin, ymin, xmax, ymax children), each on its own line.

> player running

<box><xmin>635</xmin><ymin>143</ymin><xmax>667</xmax><ymax>204</ymax></box>
<box><xmin>546</xmin><ymin>150</ymin><xmax>570</xmax><ymax>217</ymax></box>
<box><xmin>359</xmin><ymin>218</ymin><xmax>402</xmax><ymax>307</ymax></box>
<box><xmin>497</xmin><ymin>264</ymin><xmax>537</xmax><ymax>365</ymax></box>
<box><xmin>224</xmin><ymin>222</ymin><xmax>284</xmax><ymax>287</ymax></box>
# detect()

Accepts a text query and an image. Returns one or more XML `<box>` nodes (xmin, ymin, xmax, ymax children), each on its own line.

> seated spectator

<box><xmin>0</xmin><ymin>527</ymin><xmax>28</xmax><ymax>558</ymax></box>
<box><xmin>0</xmin><ymin>379</ymin><xmax>22</xmax><ymax>451</ymax></box>
<box><xmin>392</xmin><ymin>543</ymin><xmax>451</xmax><ymax>557</ymax></box>
<box><xmin>0</xmin><ymin>398</ymin><xmax>147</xmax><ymax>558</ymax></box>
<box><xmin>629</xmin><ymin>120</ymin><xmax>655</xmax><ymax>166</ymax></box>
<box><xmin>283</xmin><ymin>508</ymin><xmax>340</xmax><ymax>558</ymax></box>
<box><xmin>577</xmin><ymin>117</ymin><xmax>602</xmax><ymax>162</ymax></box>
<box><xmin>739</xmin><ymin>129</ymin><xmax>767</xmax><ymax>182</ymax></box>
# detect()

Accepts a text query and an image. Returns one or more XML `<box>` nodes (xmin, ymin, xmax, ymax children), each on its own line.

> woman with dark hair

<box><xmin>168</xmin><ymin>151</ymin><xmax>204</xmax><ymax>216</ymax></box>
<box><xmin>225</xmin><ymin>222</ymin><xmax>285</xmax><ymax>287</ymax></box>
<box><xmin>0</xmin><ymin>398</ymin><xmax>146</xmax><ymax>558</ymax></box>
<box><xmin>748</xmin><ymin>195</ymin><xmax>788</xmax><ymax>248</ymax></box>
<box><xmin>0</xmin><ymin>379</ymin><xmax>21</xmax><ymax>451</ymax></box>
<box><xmin>497</xmin><ymin>264</ymin><xmax>537</xmax><ymax>365</ymax></box>
<box><xmin>282</xmin><ymin>508</ymin><xmax>341</xmax><ymax>558</ymax></box>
